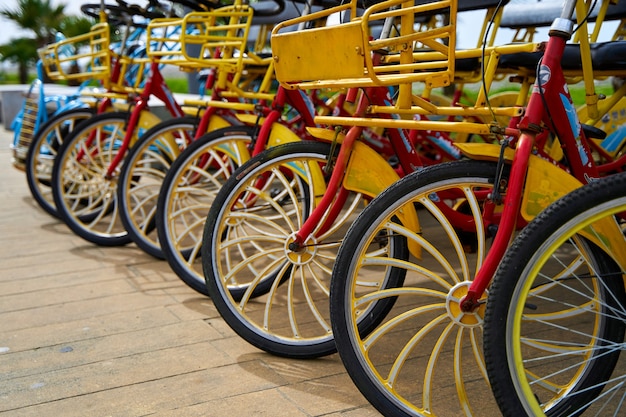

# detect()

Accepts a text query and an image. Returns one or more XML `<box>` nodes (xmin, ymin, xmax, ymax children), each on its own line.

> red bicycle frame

<box><xmin>462</xmin><ymin>0</ymin><xmax>604</xmax><ymax>310</ymax></box>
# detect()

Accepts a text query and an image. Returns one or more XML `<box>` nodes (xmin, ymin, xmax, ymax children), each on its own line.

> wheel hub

<box><xmin>285</xmin><ymin>233</ymin><xmax>317</xmax><ymax>265</ymax></box>
<box><xmin>446</xmin><ymin>281</ymin><xmax>486</xmax><ymax>328</ymax></box>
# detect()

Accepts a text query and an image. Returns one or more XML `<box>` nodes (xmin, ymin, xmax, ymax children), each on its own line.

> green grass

<box><xmin>0</xmin><ymin>71</ymin><xmax>190</xmax><ymax>93</ymax></box>
<box><xmin>0</xmin><ymin>72</ymin><xmax>37</xmax><ymax>84</ymax></box>
<box><xmin>569</xmin><ymin>83</ymin><xmax>614</xmax><ymax>107</ymax></box>
<box><xmin>459</xmin><ymin>81</ymin><xmax>615</xmax><ymax>107</ymax></box>
<box><xmin>164</xmin><ymin>78</ymin><xmax>189</xmax><ymax>94</ymax></box>
<box><xmin>0</xmin><ymin>70</ymin><xmax>615</xmax><ymax>105</ymax></box>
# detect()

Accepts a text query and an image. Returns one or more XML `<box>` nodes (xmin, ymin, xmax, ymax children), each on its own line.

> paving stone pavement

<box><xmin>0</xmin><ymin>127</ymin><xmax>381</xmax><ymax>417</ymax></box>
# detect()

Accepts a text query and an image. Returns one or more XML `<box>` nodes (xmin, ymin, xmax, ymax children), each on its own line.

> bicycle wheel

<box><xmin>117</xmin><ymin>116</ymin><xmax>199</xmax><ymax>259</ymax></box>
<box><xmin>156</xmin><ymin>125</ymin><xmax>257</xmax><ymax>294</ymax></box>
<box><xmin>52</xmin><ymin>111</ymin><xmax>134</xmax><ymax>246</ymax></box>
<box><xmin>203</xmin><ymin>141</ymin><xmax>399</xmax><ymax>358</ymax></box>
<box><xmin>25</xmin><ymin>107</ymin><xmax>95</xmax><ymax>218</ymax></box>
<box><xmin>484</xmin><ymin>173</ymin><xmax>626</xmax><ymax>417</ymax></box>
<box><xmin>330</xmin><ymin>160</ymin><xmax>508</xmax><ymax>416</ymax></box>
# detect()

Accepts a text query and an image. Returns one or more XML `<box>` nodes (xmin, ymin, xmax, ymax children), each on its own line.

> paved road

<box><xmin>0</xmin><ymin>127</ymin><xmax>380</xmax><ymax>416</ymax></box>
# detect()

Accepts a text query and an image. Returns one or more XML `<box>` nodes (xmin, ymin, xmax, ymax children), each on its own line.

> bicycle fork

<box><xmin>461</xmin><ymin>19</ymin><xmax>599</xmax><ymax>311</ymax></box>
<box><xmin>287</xmin><ymin>125</ymin><xmax>363</xmax><ymax>252</ymax></box>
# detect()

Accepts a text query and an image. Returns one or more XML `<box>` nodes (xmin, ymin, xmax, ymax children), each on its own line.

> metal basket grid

<box><xmin>148</xmin><ymin>6</ymin><xmax>275</xmax><ymax>99</ymax></box>
<box><xmin>106</xmin><ymin>52</ymin><xmax>152</xmax><ymax>95</ymax></box>
<box><xmin>11</xmin><ymin>85</ymin><xmax>40</xmax><ymax>170</ymax></box>
<box><xmin>147</xmin><ymin>6</ymin><xmax>269</xmax><ymax>72</ymax></box>
<box><xmin>271</xmin><ymin>0</ymin><xmax>457</xmax><ymax>90</ymax></box>
<box><xmin>38</xmin><ymin>22</ymin><xmax>111</xmax><ymax>83</ymax></box>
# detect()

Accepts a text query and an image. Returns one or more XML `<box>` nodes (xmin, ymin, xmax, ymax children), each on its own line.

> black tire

<box><xmin>156</xmin><ymin>125</ymin><xmax>257</xmax><ymax>294</ymax></box>
<box><xmin>484</xmin><ymin>173</ymin><xmax>626</xmax><ymax>417</ymax></box>
<box><xmin>202</xmin><ymin>141</ymin><xmax>391</xmax><ymax>358</ymax></box>
<box><xmin>117</xmin><ymin>116</ymin><xmax>200</xmax><ymax>259</ymax></box>
<box><xmin>330</xmin><ymin>160</ymin><xmax>508</xmax><ymax>416</ymax></box>
<box><xmin>52</xmin><ymin>111</ymin><xmax>134</xmax><ymax>246</ymax></box>
<box><xmin>25</xmin><ymin>107</ymin><xmax>95</xmax><ymax>218</ymax></box>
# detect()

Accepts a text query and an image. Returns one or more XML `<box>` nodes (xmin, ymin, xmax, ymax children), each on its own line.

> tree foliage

<box><xmin>0</xmin><ymin>0</ymin><xmax>66</xmax><ymax>47</ymax></box>
<box><xmin>0</xmin><ymin>37</ymin><xmax>39</xmax><ymax>83</ymax></box>
<box><xmin>59</xmin><ymin>15</ymin><xmax>95</xmax><ymax>40</ymax></box>
<box><xmin>0</xmin><ymin>0</ymin><xmax>93</xmax><ymax>83</ymax></box>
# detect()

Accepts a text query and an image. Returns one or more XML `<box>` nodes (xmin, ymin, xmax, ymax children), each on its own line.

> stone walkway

<box><xmin>0</xmin><ymin>128</ymin><xmax>380</xmax><ymax>416</ymax></box>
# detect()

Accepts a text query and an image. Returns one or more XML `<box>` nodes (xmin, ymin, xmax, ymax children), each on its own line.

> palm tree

<box><xmin>1</xmin><ymin>0</ymin><xmax>66</xmax><ymax>48</ymax></box>
<box><xmin>58</xmin><ymin>15</ymin><xmax>96</xmax><ymax>40</ymax></box>
<box><xmin>0</xmin><ymin>0</ymin><xmax>67</xmax><ymax>83</ymax></box>
<box><xmin>0</xmin><ymin>38</ymin><xmax>38</xmax><ymax>84</ymax></box>
<box><xmin>57</xmin><ymin>15</ymin><xmax>96</xmax><ymax>85</ymax></box>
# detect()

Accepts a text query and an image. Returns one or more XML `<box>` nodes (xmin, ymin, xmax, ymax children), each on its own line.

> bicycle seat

<box><xmin>501</xmin><ymin>2</ymin><xmax>564</xmax><ymax>28</ymax></box>
<box><xmin>588</xmin><ymin>41</ymin><xmax>626</xmax><ymax>71</ymax></box>
<box><xmin>501</xmin><ymin>0</ymin><xmax>626</xmax><ymax>29</ymax></box>
<box><xmin>498</xmin><ymin>41</ymin><xmax>626</xmax><ymax>72</ymax></box>
<box><xmin>251</xmin><ymin>1</ymin><xmax>306</xmax><ymax>25</ymax></box>
<box><xmin>288</xmin><ymin>0</ymin><xmax>364</xmax><ymax>9</ymax></box>
<box><xmin>604</xmin><ymin>1</ymin><xmax>626</xmax><ymax>21</ymax></box>
<box><xmin>457</xmin><ymin>0</ymin><xmax>509</xmax><ymax>13</ymax></box>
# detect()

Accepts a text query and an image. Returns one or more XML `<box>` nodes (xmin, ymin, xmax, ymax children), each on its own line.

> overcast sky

<box><xmin>0</xmin><ymin>0</ymin><xmax>84</xmax><ymax>42</ymax></box>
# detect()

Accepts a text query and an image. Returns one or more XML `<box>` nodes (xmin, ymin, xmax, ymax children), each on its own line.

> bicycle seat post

<box><xmin>559</xmin><ymin>0</ymin><xmax>577</xmax><ymax>21</ymax></box>
<box><xmin>551</xmin><ymin>5</ymin><xmax>575</xmax><ymax>39</ymax></box>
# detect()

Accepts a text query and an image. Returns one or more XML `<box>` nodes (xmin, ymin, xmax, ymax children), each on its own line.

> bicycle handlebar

<box><xmin>83</xmin><ymin>0</ymin><xmax>287</xmax><ymax>26</ymax></box>
<box><xmin>116</xmin><ymin>0</ymin><xmax>168</xmax><ymax>19</ymax></box>
<box><xmin>166</xmin><ymin>0</ymin><xmax>226</xmax><ymax>12</ymax></box>
<box><xmin>251</xmin><ymin>0</ymin><xmax>286</xmax><ymax>17</ymax></box>
<box><xmin>174</xmin><ymin>0</ymin><xmax>286</xmax><ymax>16</ymax></box>
<box><xmin>80</xmin><ymin>3</ymin><xmax>126</xmax><ymax>24</ymax></box>
<box><xmin>81</xmin><ymin>2</ymin><xmax>166</xmax><ymax>26</ymax></box>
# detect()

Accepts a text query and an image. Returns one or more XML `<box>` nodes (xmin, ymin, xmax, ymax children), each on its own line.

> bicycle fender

<box><xmin>521</xmin><ymin>154</ymin><xmax>583</xmax><ymax>221</ymax></box>
<box><xmin>206</xmin><ymin>114</ymin><xmax>231</xmax><ymax>132</ymax></box>
<box><xmin>522</xmin><ymin>158</ymin><xmax>626</xmax><ymax>270</ymax></box>
<box><xmin>306</xmin><ymin>127</ymin><xmax>421</xmax><ymax>256</ymax></box>
<box><xmin>195</xmin><ymin>114</ymin><xmax>244</xmax><ymax>164</ymax></box>
<box><xmin>182</xmin><ymin>106</ymin><xmax>203</xmax><ymax>116</ymax></box>
<box><xmin>456</xmin><ymin>143</ymin><xmax>580</xmax><ymax>218</ymax></box>
<box><xmin>163</xmin><ymin>115</ymin><xmax>232</xmax><ymax>162</ymax></box>
<box><xmin>306</xmin><ymin>127</ymin><xmax>397</xmax><ymax>196</ymax></box>
<box><xmin>344</xmin><ymin>140</ymin><xmax>399</xmax><ymax>198</ymax></box>
<box><xmin>454</xmin><ymin>142</ymin><xmax>516</xmax><ymax>161</ymax></box>
<box><xmin>134</xmin><ymin>110</ymin><xmax>163</xmax><ymax>145</ymax></box>
<box><xmin>235</xmin><ymin>113</ymin><xmax>265</xmax><ymax>126</ymax></box>
<box><xmin>344</xmin><ymin>140</ymin><xmax>422</xmax><ymax>259</ymax></box>
<box><xmin>305</xmin><ymin>127</ymin><xmax>345</xmax><ymax>143</ymax></box>
<box><xmin>218</xmin><ymin>122</ymin><xmax>304</xmax><ymax>176</ymax></box>
<box><xmin>269</xmin><ymin>123</ymin><xmax>327</xmax><ymax>204</ymax></box>
<box><xmin>267</xmin><ymin>122</ymin><xmax>301</xmax><ymax>146</ymax></box>
<box><xmin>111</xmin><ymin>101</ymin><xmax>132</xmax><ymax>112</ymax></box>
<box><xmin>459</xmin><ymin>143</ymin><xmax>626</xmax><ymax>268</ymax></box>
<box><xmin>578</xmin><ymin>211</ymin><xmax>626</xmax><ymax>272</ymax></box>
